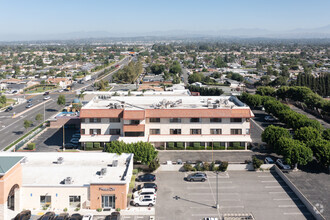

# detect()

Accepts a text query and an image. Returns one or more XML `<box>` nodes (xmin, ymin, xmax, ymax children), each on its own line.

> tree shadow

<box><xmin>46</xmin><ymin>108</ymin><xmax>57</xmax><ymax>112</ymax></box>
<box><xmin>13</xmin><ymin>131</ymin><xmax>23</xmax><ymax>135</ymax></box>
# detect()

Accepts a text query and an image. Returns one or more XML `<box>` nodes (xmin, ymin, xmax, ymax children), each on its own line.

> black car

<box><xmin>43</xmin><ymin>91</ymin><xmax>49</xmax><ymax>96</ymax></box>
<box><xmin>105</xmin><ymin>212</ymin><xmax>121</xmax><ymax>220</ymax></box>
<box><xmin>136</xmin><ymin>173</ymin><xmax>156</xmax><ymax>182</ymax></box>
<box><xmin>39</xmin><ymin>212</ymin><xmax>55</xmax><ymax>220</ymax></box>
<box><xmin>137</xmin><ymin>183</ymin><xmax>158</xmax><ymax>192</ymax></box>
<box><xmin>54</xmin><ymin>213</ymin><xmax>69</xmax><ymax>220</ymax></box>
<box><xmin>69</xmin><ymin>213</ymin><xmax>82</xmax><ymax>220</ymax></box>
<box><xmin>5</xmin><ymin>106</ymin><xmax>13</xmax><ymax>112</ymax></box>
<box><xmin>14</xmin><ymin>210</ymin><xmax>31</xmax><ymax>220</ymax></box>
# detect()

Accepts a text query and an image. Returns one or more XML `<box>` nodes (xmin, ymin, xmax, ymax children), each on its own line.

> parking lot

<box><xmin>32</xmin><ymin>127</ymin><xmax>79</xmax><ymax>152</ymax></box>
<box><xmin>155</xmin><ymin>171</ymin><xmax>313</xmax><ymax>220</ymax></box>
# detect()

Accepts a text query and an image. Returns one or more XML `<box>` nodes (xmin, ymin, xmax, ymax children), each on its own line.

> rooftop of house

<box><xmin>0</xmin><ymin>152</ymin><xmax>133</xmax><ymax>186</ymax></box>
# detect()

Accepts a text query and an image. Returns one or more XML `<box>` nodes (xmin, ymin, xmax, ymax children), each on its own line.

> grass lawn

<box><xmin>25</xmin><ymin>86</ymin><xmax>57</xmax><ymax>94</ymax></box>
<box><xmin>0</xmin><ymin>98</ymin><xmax>15</xmax><ymax>108</ymax></box>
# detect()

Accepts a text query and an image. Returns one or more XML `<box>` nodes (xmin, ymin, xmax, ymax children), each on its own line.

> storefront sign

<box><xmin>99</xmin><ymin>187</ymin><xmax>115</xmax><ymax>191</ymax></box>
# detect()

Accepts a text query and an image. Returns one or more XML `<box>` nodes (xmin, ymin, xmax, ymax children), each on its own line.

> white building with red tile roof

<box><xmin>79</xmin><ymin>95</ymin><xmax>254</xmax><ymax>150</ymax></box>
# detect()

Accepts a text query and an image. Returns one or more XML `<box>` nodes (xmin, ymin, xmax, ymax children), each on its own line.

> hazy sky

<box><xmin>1</xmin><ymin>0</ymin><xmax>329</xmax><ymax>36</ymax></box>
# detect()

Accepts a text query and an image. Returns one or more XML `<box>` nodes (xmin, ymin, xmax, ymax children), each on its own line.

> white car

<box><xmin>82</xmin><ymin>214</ymin><xmax>93</xmax><ymax>220</ymax></box>
<box><xmin>276</xmin><ymin>159</ymin><xmax>291</xmax><ymax>170</ymax></box>
<box><xmin>43</xmin><ymin>96</ymin><xmax>50</xmax><ymax>100</ymax></box>
<box><xmin>70</xmin><ymin>138</ymin><xmax>80</xmax><ymax>144</ymax></box>
<box><xmin>133</xmin><ymin>188</ymin><xmax>156</xmax><ymax>198</ymax></box>
<box><xmin>58</xmin><ymin>89</ymin><xmax>64</xmax><ymax>93</ymax></box>
<box><xmin>265</xmin><ymin>157</ymin><xmax>274</xmax><ymax>164</ymax></box>
<box><xmin>133</xmin><ymin>196</ymin><xmax>156</xmax><ymax>207</ymax></box>
<box><xmin>203</xmin><ymin>218</ymin><xmax>219</xmax><ymax>220</ymax></box>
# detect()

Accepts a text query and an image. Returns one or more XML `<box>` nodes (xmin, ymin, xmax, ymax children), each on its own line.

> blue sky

<box><xmin>0</xmin><ymin>0</ymin><xmax>329</xmax><ymax>35</ymax></box>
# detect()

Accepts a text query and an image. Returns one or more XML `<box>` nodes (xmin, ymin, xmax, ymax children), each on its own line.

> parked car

<box><xmin>104</xmin><ymin>212</ymin><xmax>120</xmax><ymax>220</ymax></box>
<box><xmin>27</xmin><ymin>99</ymin><xmax>33</xmax><ymax>103</ymax></box>
<box><xmin>132</xmin><ymin>196</ymin><xmax>156</xmax><ymax>207</ymax></box>
<box><xmin>265</xmin><ymin>115</ymin><xmax>275</xmax><ymax>122</ymax></box>
<box><xmin>72</xmin><ymin>134</ymin><xmax>81</xmax><ymax>138</ymax></box>
<box><xmin>133</xmin><ymin>188</ymin><xmax>156</xmax><ymax>198</ymax></box>
<box><xmin>43</xmin><ymin>92</ymin><xmax>49</xmax><ymax>96</ymax></box>
<box><xmin>186</xmin><ymin>172</ymin><xmax>207</xmax><ymax>182</ymax></box>
<box><xmin>43</xmin><ymin>96</ymin><xmax>50</xmax><ymax>100</ymax></box>
<box><xmin>5</xmin><ymin>106</ymin><xmax>13</xmax><ymax>112</ymax></box>
<box><xmin>70</xmin><ymin>138</ymin><xmax>80</xmax><ymax>144</ymax></box>
<box><xmin>64</xmin><ymin>143</ymin><xmax>78</xmax><ymax>149</ymax></box>
<box><xmin>136</xmin><ymin>173</ymin><xmax>156</xmax><ymax>182</ymax></box>
<box><xmin>54</xmin><ymin>213</ymin><xmax>69</xmax><ymax>220</ymax></box>
<box><xmin>136</xmin><ymin>183</ymin><xmax>158</xmax><ymax>192</ymax></box>
<box><xmin>177</xmin><ymin>159</ymin><xmax>183</xmax><ymax>165</ymax></box>
<box><xmin>69</xmin><ymin>214</ymin><xmax>82</xmax><ymax>220</ymax></box>
<box><xmin>276</xmin><ymin>159</ymin><xmax>291</xmax><ymax>170</ymax></box>
<box><xmin>82</xmin><ymin>214</ymin><xmax>93</xmax><ymax>220</ymax></box>
<box><xmin>203</xmin><ymin>218</ymin><xmax>219</xmax><ymax>220</ymax></box>
<box><xmin>14</xmin><ymin>210</ymin><xmax>31</xmax><ymax>220</ymax></box>
<box><xmin>26</xmin><ymin>103</ymin><xmax>33</xmax><ymax>108</ymax></box>
<box><xmin>39</xmin><ymin>212</ymin><xmax>55</xmax><ymax>220</ymax></box>
<box><xmin>58</xmin><ymin>89</ymin><xmax>64</xmax><ymax>93</ymax></box>
<box><xmin>264</xmin><ymin>157</ymin><xmax>274</xmax><ymax>164</ymax></box>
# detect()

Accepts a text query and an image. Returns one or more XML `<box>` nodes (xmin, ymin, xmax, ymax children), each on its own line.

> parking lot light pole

<box><xmin>216</xmin><ymin>171</ymin><xmax>219</xmax><ymax>209</ymax></box>
<box><xmin>63</xmin><ymin>125</ymin><xmax>65</xmax><ymax>151</ymax></box>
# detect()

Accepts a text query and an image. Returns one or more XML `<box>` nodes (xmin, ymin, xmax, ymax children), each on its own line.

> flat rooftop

<box><xmin>0</xmin><ymin>152</ymin><xmax>133</xmax><ymax>187</ymax></box>
<box><xmin>83</xmin><ymin>95</ymin><xmax>248</xmax><ymax>111</ymax></box>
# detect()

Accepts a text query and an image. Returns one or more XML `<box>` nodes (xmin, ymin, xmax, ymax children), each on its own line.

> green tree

<box><xmin>252</xmin><ymin>156</ymin><xmax>263</xmax><ymax>170</ymax></box>
<box><xmin>169</xmin><ymin>61</ymin><xmax>182</xmax><ymax>74</ymax></box>
<box><xmin>23</xmin><ymin>120</ymin><xmax>32</xmax><ymax>131</ymax></box>
<box><xmin>0</xmin><ymin>95</ymin><xmax>6</xmax><ymax>105</ymax></box>
<box><xmin>35</xmin><ymin>113</ymin><xmax>43</xmax><ymax>123</ymax></box>
<box><xmin>57</xmin><ymin>95</ymin><xmax>66</xmax><ymax>106</ymax></box>
<box><xmin>188</xmin><ymin>72</ymin><xmax>204</xmax><ymax>84</ymax></box>
<box><xmin>307</xmin><ymin>139</ymin><xmax>330</xmax><ymax>168</ymax></box>
<box><xmin>279</xmin><ymin>137</ymin><xmax>313</xmax><ymax>169</ymax></box>
<box><xmin>322</xmin><ymin>129</ymin><xmax>330</xmax><ymax>141</ymax></box>
<box><xmin>256</xmin><ymin>86</ymin><xmax>276</xmax><ymax>96</ymax></box>
<box><xmin>294</xmin><ymin>127</ymin><xmax>321</xmax><ymax>142</ymax></box>
<box><xmin>261</xmin><ymin>125</ymin><xmax>291</xmax><ymax>154</ymax></box>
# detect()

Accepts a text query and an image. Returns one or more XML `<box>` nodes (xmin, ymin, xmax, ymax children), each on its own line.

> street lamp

<box><xmin>215</xmin><ymin>171</ymin><xmax>219</xmax><ymax>209</ymax></box>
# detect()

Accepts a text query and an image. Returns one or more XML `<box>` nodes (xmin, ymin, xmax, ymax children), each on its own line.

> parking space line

<box><xmin>261</xmin><ymin>180</ymin><xmax>283</xmax><ymax>183</ymax></box>
<box><xmin>283</xmin><ymin>212</ymin><xmax>311</xmax><ymax>215</ymax></box>
<box><xmin>265</xmin><ymin>186</ymin><xmax>289</xmax><ymax>188</ymax></box>
<box><xmin>273</xmin><ymin>198</ymin><xmax>299</xmax><ymax>201</ymax></box>
<box><xmin>269</xmin><ymin>191</ymin><xmax>294</xmax><ymax>194</ymax></box>
<box><xmin>279</xmin><ymin>205</ymin><xmax>306</xmax><ymax>208</ymax></box>
<box><xmin>191</xmin><ymin>214</ymin><xmax>219</xmax><ymax>216</ymax></box>
<box><xmin>220</xmin><ymin>205</ymin><xmax>244</xmax><ymax>209</ymax></box>
<box><xmin>258</xmin><ymin>175</ymin><xmax>279</xmax><ymax>178</ymax></box>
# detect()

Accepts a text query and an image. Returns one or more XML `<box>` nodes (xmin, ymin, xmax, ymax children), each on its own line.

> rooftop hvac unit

<box><xmin>101</xmin><ymin>168</ymin><xmax>107</xmax><ymax>176</ymax></box>
<box><xmin>57</xmin><ymin>157</ymin><xmax>63</xmax><ymax>164</ymax></box>
<box><xmin>65</xmin><ymin>177</ymin><xmax>72</xmax><ymax>184</ymax></box>
<box><xmin>213</xmin><ymin>104</ymin><xmax>219</xmax><ymax>109</ymax></box>
<box><xmin>113</xmin><ymin>160</ymin><xmax>118</xmax><ymax>167</ymax></box>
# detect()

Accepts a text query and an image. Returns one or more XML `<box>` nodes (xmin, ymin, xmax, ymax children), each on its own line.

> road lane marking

<box><xmin>279</xmin><ymin>205</ymin><xmax>305</xmax><ymax>208</ymax></box>
<box><xmin>265</xmin><ymin>186</ymin><xmax>289</xmax><ymax>188</ymax></box>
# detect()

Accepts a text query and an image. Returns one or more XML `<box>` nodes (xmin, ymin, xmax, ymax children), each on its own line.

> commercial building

<box><xmin>0</xmin><ymin>152</ymin><xmax>133</xmax><ymax>220</ymax></box>
<box><xmin>79</xmin><ymin>95</ymin><xmax>254</xmax><ymax>150</ymax></box>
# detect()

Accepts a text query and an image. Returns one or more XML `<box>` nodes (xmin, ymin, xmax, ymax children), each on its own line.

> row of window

<box><xmin>40</xmin><ymin>195</ymin><xmax>80</xmax><ymax>208</ymax></box>
<box><xmin>82</xmin><ymin>128</ymin><xmax>250</xmax><ymax>135</ymax></box>
<box><xmin>81</xmin><ymin>118</ymin><xmax>250</xmax><ymax>123</ymax></box>
<box><xmin>151</xmin><ymin>128</ymin><xmax>249</xmax><ymax>135</ymax></box>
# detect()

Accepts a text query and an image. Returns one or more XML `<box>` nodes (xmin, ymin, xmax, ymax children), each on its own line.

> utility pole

<box><xmin>216</xmin><ymin>171</ymin><xmax>219</xmax><ymax>209</ymax></box>
<box><xmin>63</xmin><ymin>125</ymin><xmax>65</xmax><ymax>151</ymax></box>
<box><xmin>43</xmin><ymin>101</ymin><xmax>45</xmax><ymax>122</ymax></box>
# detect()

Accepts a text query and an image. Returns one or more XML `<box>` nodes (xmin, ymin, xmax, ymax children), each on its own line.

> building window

<box><xmin>190</xmin><ymin>118</ymin><xmax>201</xmax><ymax>123</ymax></box>
<box><xmin>90</xmin><ymin>129</ymin><xmax>101</xmax><ymax>135</ymax></box>
<box><xmin>81</xmin><ymin>118</ymin><xmax>85</xmax><ymax>123</ymax></box>
<box><xmin>190</xmin><ymin>129</ymin><xmax>202</xmax><ymax>135</ymax></box>
<box><xmin>210</xmin><ymin>118</ymin><xmax>222</xmax><ymax>123</ymax></box>
<box><xmin>150</xmin><ymin>129</ymin><xmax>160</xmax><ymax>135</ymax></box>
<box><xmin>246</xmin><ymin>128</ymin><xmax>250</xmax><ymax>135</ymax></box>
<box><xmin>125</xmin><ymin>132</ymin><xmax>144</xmax><ymax>137</ymax></box>
<box><xmin>40</xmin><ymin>196</ymin><xmax>51</xmax><ymax>208</ymax></box>
<box><xmin>109</xmin><ymin>129</ymin><xmax>121</xmax><ymax>135</ymax></box>
<box><xmin>231</xmin><ymin>129</ymin><xmax>242</xmax><ymax>135</ymax></box>
<box><xmin>109</xmin><ymin>118</ymin><xmax>120</xmax><ymax>123</ymax></box>
<box><xmin>210</xmin><ymin>129</ymin><xmax>222</xmax><ymax>134</ymax></box>
<box><xmin>170</xmin><ymin>118</ymin><xmax>181</xmax><ymax>123</ymax></box>
<box><xmin>130</xmin><ymin>120</ymin><xmax>140</xmax><ymax>125</ymax></box>
<box><xmin>149</xmin><ymin>118</ymin><xmax>160</xmax><ymax>123</ymax></box>
<box><xmin>102</xmin><ymin>195</ymin><xmax>115</xmax><ymax>209</ymax></box>
<box><xmin>69</xmin><ymin>196</ymin><xmax>81</xmax><ymax>208</ymax></box>
<box><xmin>90</xmin><ymin>118</ymin><xmax>101</xmax><ymax>123</ymax></box>
<box><xmin>170</xmin><ymin>129</ymin><xmax>181</xmax><ymax>134</ymax></box>
<box><xmin>81</xmin><ymin>129</ymin><xmax>85</xmax><ymax>135</ymax></box>
<box><xmin>230</xmin><ymin>118</ymin><xmax>242</xmax><ymax>123</ymax></box>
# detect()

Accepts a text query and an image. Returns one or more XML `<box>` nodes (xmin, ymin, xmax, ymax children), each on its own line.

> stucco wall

<box><xmin>90</xmin><ymin>184</ymin><xmax>127</xmax><ymax>210</ymax></box>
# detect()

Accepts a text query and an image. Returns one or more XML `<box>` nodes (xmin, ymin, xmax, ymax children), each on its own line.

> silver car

<box><xmin>186</xmin><ymin>172</ymin><xmax>207</xmax><ymax>182</ymax></box>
